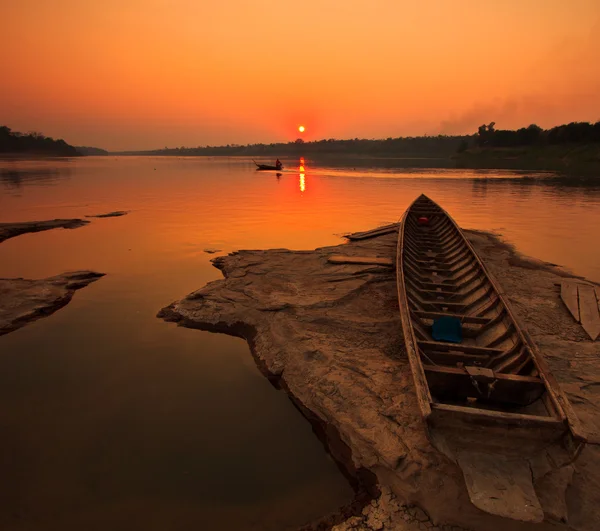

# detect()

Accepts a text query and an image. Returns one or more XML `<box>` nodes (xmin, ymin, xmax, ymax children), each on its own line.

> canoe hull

<box><xmin>255</xmin><ymin>163</ymin><xmax>283</xmax><ymax>171</ymax></box>
<box><xmin>396</xmin><ymin>194</ymin><xmax>585</xmax><ymax>522</ymax></box>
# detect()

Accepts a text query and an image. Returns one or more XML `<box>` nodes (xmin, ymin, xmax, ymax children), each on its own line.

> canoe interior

<box><xmin>396</xmin><ymin>194</ymin><xmax>586</xmax><ymax>521</ymax></box>
<box><xmin>397</xmin><ymin>194</ymin><xmax>578</xmax><ymax>444</ymax></box>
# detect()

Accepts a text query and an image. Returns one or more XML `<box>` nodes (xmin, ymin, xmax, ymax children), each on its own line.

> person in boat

<box><xmin>275</xmin><ymin>159</ymin><xmax>282</xmax><ymax>170</ymax></box>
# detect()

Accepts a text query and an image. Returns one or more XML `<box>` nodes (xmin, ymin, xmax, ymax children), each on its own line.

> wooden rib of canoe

<box><xmin>396</xmin><ymin>194</ymin><xmax>586</xmax><ymax>523</ymax></box>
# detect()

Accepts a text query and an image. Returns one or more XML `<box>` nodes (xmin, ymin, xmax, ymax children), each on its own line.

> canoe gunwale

<box><xmin>397</xmin><ymin>204</ymin><xmax>434</xmax><ymax>420</ymax></box>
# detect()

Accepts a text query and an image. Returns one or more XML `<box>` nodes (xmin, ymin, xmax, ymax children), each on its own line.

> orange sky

<box><xmin>2</xmin><ymin>0</ymin><xmax>600</xmax><ymax>151</ymax></box>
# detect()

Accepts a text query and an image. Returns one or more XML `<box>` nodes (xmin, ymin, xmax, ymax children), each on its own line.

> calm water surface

<box><xmin>0</xmin><ymin>156</ymin><xmax>599</xmax><ymax>530</ymax></box>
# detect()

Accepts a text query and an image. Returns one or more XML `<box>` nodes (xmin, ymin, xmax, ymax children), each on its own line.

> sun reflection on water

<box><xmin>299</xmin><ymin>158</ymin><xmax>306</xmax><ymax>192</ymax></box>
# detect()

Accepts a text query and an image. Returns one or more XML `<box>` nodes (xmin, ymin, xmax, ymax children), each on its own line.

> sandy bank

<box><xmin>157</xmin><ymin>226</ymin><xmax>600</xmax><ymax>531</ymax></box>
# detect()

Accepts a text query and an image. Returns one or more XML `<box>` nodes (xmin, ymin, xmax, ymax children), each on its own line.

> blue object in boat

<box><xmin>432</xmin><ymin>316</ymin><xmax>463</xmax><ymax>343</ymax></box>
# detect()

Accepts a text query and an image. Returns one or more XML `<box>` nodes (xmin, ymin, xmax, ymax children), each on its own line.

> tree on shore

<box><xmin>0</xmin><ymin>126</ymin><xmax>80</xmax><ymax>156</ymax></box>
<box><xmin>474</xmin><ymin>121</ymin><xmax>599</xmax><ymax>148</ymax></box>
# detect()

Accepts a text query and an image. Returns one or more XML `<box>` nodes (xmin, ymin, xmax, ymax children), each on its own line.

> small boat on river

<box><xmin>254</xmin><ymin>160</ymin><xmax>283</xmax><ymax>171</ymax></box>
<box><xmin>396</xmin><ymin>194</ymin><xmax>586</xmax><ymax>523</ymax></box>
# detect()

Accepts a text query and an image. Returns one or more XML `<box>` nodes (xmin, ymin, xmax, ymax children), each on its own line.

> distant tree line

<box><xmin>5</xmin><ymin>120</ymin><xmax>597</xmax><ymax>158</ymax></box>
<box><xmin>75</xmin><ymin>146</ymin><xmax>109</xmax><ymax>155</ymax></box>
<box><xmin>475</xmin><ymin>121</ymin><xmax>600</xmax><ymax>148</ymax></box>
<box><xmin>0</xmin><ymin>125</ymin><xmax>80</xmax><ymax>156</ymax></box>
<box><xmin>123</xmin><ymin>135</ymin><xmax>472</xmax><ymax>158</ymax></box>
<box><xmin>126</xmin><ymin>120</ymin><xmax>600</xmax><ymax>158</ymax></box>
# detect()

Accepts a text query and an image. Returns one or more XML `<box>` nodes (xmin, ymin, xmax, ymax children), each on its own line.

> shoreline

<box><xmin>3</xmin><ymin>151</ymin><xmax>600</xmax><ymax>173</ymax></box>
<box><xmin>454</xmin><ymin>144</ymin><xmax>600</xmax><ymax>173</ymax></box>
<box><xmin>0</xmin><ymin>271</ymin><xmax>105</xmax><ymax>336</ymax></box>
<box><xmin>0</xmin><ymin>212</ymin><xmax>129</xmax><ymax>244</ymax></box>
<box><xmin>0</xmin><ymin>152</ymin><xmax>82</xmax><ymax>159</ymax></box>
<box><xmin>0</xmin><ymin>215</ymin><xmax>126</xmax><ymax>335</ymax></box>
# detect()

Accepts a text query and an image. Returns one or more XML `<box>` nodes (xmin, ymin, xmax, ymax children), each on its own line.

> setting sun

<box><xmin>298</xmin><ymin>125</ymin><xmax>305</xmax><ymax>133</ymax></box>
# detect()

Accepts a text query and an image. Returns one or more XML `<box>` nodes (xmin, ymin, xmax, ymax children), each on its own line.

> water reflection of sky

<box><xmin>3</xmin><ymin>155</ymin><xmax>598</xmax><ymax>281</ymax></box>
<box><xmin>1</xmin><ymin>167</ymin><xmax>68</xmax><ymax>191</ymax></box>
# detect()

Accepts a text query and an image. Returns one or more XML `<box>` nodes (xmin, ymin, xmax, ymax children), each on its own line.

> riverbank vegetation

<box><xmin>117</xmin><ymin>135</ymin><xmax>470</xmax><ymax>158</ymax></box>
<box><xmin>0</xmin><ymin>126</ymin><xmax>81</xmax><ymax>156</ymax></box>
<box><xmin>117</xmin><ymin>120</ymin><xmax>600</xmax><ymax>172</ymax></box>
<box><xmin>75</xmin><ymin>146</ymin><xmax>109</xmax><ymax>156</ymax></box>
<box><xmin>455</xmin><ymin>121</ymin><xmax>600</xmax><ymax>171</ymax></box>
<box><xmin>4</xmin><ymin>120</ymin><xmax>599</xmax><ymax>172</ymax></box>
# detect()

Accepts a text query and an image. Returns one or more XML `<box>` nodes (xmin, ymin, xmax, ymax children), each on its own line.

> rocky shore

<box><xmin>158</xmin><ymin>225</ymin><xmax>600</xmax><ymax>531</ymax></box>
<box><xmin>0</xmin><ymin>271</ymin><xmax>104</xmax><ymax>336</ymax></box>
<box><xmin>85</xmin><ymin>210</ymin><xmax>129</xmax><ymax>218</ymax></box>
<box><xmin>0</xmin><ymin>218</ymin><xmax>107</xmax><ymax>335</ymax></box>
<box><xmin>0</xmin><ymin>218</ymin><xmax>89</xmax><ymax>243</ymax></box>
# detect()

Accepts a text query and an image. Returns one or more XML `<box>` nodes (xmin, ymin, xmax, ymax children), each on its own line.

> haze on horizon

<box><xmin>2</xmin><ymin>0</ymin><xmax>600</xmax><ymax>152</ymax></box>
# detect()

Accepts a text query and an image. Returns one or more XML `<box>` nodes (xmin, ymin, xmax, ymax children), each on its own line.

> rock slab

<box><xmin>0</xmin><ymin>271</ymin><xmax>104</xmax><ymax>336</ymax></box>
<box><xmin>0</xmin><ymin>219</ymin><xmax>89</xmax><ymax>243</ymax></box>
<box><xmin>158</xmin><ymin>228</ymin><xmax>600</xmax><ymax>531</ymax></box>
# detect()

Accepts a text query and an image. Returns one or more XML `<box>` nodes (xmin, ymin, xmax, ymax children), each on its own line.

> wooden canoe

<box><xmin>254</xmin><ymin>162</ymin><xmax>283</xmax><ymax>171</ymax></box>
<box><xmin>396</xmin><ymin>194</ymin><xmax>585</xmax><ymax>522</ymax></box>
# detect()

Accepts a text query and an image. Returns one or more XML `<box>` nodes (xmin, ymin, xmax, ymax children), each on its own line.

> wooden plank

<box><xmin>415</xmin><ymin>259</ymin><xmax>453</xmax><ymax>269</ymax></box>
<box><xmin>412</xmin><ymin>287</ymin><xmax>459</xmax><ymax>296</ymax></box>
<box><xmin>425</xmin><ymin>351</ymin><xmax>491</xmax><ymax>365</ymax></box>
<box><xmin>430</xmin><ymin>402</ymin><xmax>565</xmax><ymax>428</ymax></box>
<box><xmin>416</xmin><ymin>267</ymin><xmax>452</xmax><ymax>274</ymax></box>
<box><xmin>456</xmin><ymin>452</ymin><xmax>544</xmax><ymax>523</ymax></box>
<box><xmin>327</xmin><ymin>255</ymin><xmax>393</xmax><ymax>267</ymax></box>
<box><xmin>411</xmin><ymin>281</ymin><xmax>460</xmax><ymax>292</ymax></box>
<box><xmin>417</xmin><ymin>340</ymin><xmax>503</xmax><ymax>356</ymax></box>
<box><xmin>409</xmin><ymin>210</ymin><xmax>443</xmax><ymax>215</ymax></box>
<box><xmin>418</xmin><ymin>300</ymin><xmax>466</xmax><ymax>308</ymax></box>
<box><xmin>413</xmin><ymin>310</ymin><xmax>489</xmax><ymax>324</ymax></box>
<box><xmin>346</xmin><ymin>223</ymin><xmax>399</xmax><ymax>240</ymax></box>
<box><xmin>578</xmin><ymin>284</ymin><xmax>600</xmax><ymax>341</ymax></box>
<box><xmin>424</xmin><ymin>365</ymin><xmax>545</xmax><ymax>406</ymax></box>
<box><xmin>397</xmin><ymin>204</ymin><xmax>434</xmax><ymax>419</ymax></box>
<box><xmin>561</xmin><ymin>281</ymin><xmax>580</xmax><ymax>322</ymax></box>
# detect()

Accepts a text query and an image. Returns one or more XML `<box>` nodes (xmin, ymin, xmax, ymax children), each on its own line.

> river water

<box><xmin>0</xmin><ymin>156</ymin><xmax>599</xmax><ymax>530</ymax></box>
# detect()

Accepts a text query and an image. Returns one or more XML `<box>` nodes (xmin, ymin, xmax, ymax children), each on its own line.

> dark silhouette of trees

<box><xmin>127</xmin><ymin>134</ymin><xmax>474</xmax><ymax>158</ymax></box>
<box><xmin>457</xmin><ymin>139</ymin><xmax>469</xmax><ymax>153</ymax></box>
<box><xmin>75</xmin><ymin>146</ymin><xmax>109</xmax><ymax>155</ymax></box>
<box><xmin>476</xmin><ymin>122</ymin><xmax>496</xmax><ymax>146</ymax></box>
<box><xmin>0</xmin><ymin>125</ymin><xmax>80</xmax><ymax>156</ymax></box>
<box><xmin>475</xmin><ymin>121</ymin><xmax>600</xmax><ymax>148</ymax></box>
